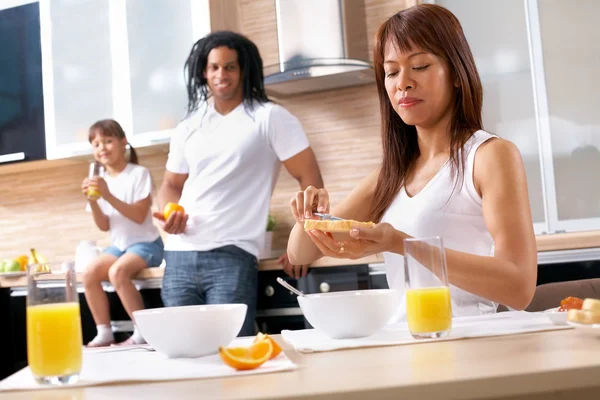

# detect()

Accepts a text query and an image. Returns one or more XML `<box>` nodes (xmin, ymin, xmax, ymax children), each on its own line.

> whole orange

<box><xmin>15</xmin><ymin>255</ymin><xmax>29</xmax><ymax>271</ymax></box>
<box><xmin>163</xmin><ymin>202</ymin><xmax>185</xmax><ymax>220</ymax></box>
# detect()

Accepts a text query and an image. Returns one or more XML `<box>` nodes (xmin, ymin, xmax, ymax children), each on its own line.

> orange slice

<box><xmin>219</xmin><ymin>339</ymin><xmax>273</xmax><ymax>371</ymax></box>
<box><xmin>253</xmin><ymin>332</ymin><xmax>282</xmax><ymax>359</ymax></box>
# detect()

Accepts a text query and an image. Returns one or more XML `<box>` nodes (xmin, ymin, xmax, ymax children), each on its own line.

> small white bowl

<box><xmin>133</xmin><ymin>304</ymin><xmax>247</xmax><ymax>358</ymax></box>
<box><xmin>544</xmin><ymin>307</ymin><xmax>568</xmax><ymax>325</ymax></box>
<box><xmin>298</xmin><ymin>289</ymin><xmax>399</xmax><ymax>339</ymax></box>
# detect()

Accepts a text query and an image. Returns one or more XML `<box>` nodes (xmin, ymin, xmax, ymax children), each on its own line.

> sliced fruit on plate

<box><xmin>253</xmin><ymin>332</ymin><xmax>282</xmax><ymax>360</ymax></box>
<box><xmin>219</xmin><ymin>338</ymin><xmax>273</xmax><ymax>371</ymax></box>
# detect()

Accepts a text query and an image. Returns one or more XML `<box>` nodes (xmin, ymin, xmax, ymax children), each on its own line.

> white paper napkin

<box><xmin>282</xmin><ymin>311</ymin><xmax>570</xmax><ymax>353</ymax></box>
<box><xmin>0</xmin><ymin>338</ymin><xmax>296</xmax><ymax>392</ymax></box>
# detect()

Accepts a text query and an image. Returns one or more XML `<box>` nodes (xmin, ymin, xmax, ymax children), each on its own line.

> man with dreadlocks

<box><xmin>153</xmin><ymin>31</ymin><xmax>323</xmax><ymax>336</ymax></box>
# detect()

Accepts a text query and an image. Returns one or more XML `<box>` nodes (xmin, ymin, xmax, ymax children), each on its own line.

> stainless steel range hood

<box><xmin>264</xmin><ymin>0</ymin><xmax>374</xmax><ymax>98</ymax></box>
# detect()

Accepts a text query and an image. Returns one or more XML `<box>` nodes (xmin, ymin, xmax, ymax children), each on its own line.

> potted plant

<box><xmin>260</xmin><ymin>215</ymin><xmax>276</xmax><ymax>259</ymax></box>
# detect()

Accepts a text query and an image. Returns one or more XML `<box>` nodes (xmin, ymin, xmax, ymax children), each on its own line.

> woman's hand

<box><xmin>290</xmin><ymin>185</ymin><xmax>330</xmax><ymax>223</ymax></box>
<box><xmin>305</xmin><ymin>222</ymin><xmax>401</xmax><ymax>259</ymax></box>
<box><xmin>89</xmin><ymin>177</ymin><xmax>110</xmax><ymax>199</ymax></box>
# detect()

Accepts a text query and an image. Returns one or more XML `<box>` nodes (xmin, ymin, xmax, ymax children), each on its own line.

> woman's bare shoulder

<box><xmin>474</xmin><ymin>137</ymin><xmax>526</xmax><ymax>192</ymax></box>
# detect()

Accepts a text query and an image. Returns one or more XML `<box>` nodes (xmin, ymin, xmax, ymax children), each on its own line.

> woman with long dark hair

<box><xmin>287</xmin><ymin>4</ymin><xmax>537</xmax><ymax>317</ymax></box>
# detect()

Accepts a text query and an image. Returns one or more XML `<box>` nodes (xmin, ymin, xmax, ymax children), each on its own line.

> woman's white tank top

<box><xmin>381</xmin><ymin>130</ymin><xmax>498</xmax><ymax>321</ymax></box>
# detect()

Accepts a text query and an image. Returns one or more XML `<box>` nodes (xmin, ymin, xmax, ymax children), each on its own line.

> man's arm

<box><xmin>282</xmin><ymin>147</ymin><xmax>323</xmax><ymax>190</ymax></box>
<box><xmin>157</xmin><ymin>171</ymin><xmax>188</xmax><ymax>211</ymax></box>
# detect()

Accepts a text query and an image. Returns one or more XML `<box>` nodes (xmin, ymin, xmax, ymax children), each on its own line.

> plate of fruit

<box><xmin>0</xmin><ymin>249</ymin><xmax>51</xmax><ymax>278</ymax></box>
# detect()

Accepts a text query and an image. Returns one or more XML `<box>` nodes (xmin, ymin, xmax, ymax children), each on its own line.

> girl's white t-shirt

<box><xmin>88</xmin><ymin>163</ymin><xmax>160</xmax><ymax>251</ymax></box>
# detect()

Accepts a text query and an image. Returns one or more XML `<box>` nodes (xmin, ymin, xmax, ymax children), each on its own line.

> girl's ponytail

<box><xmin>128</xmin><ymin>143</ymin><xmax>139</xmax><ymax>165</ymax></box>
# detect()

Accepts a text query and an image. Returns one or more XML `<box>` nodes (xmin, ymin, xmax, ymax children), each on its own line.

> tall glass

<box><xmin>27</xmin><ymin>263</ymin><xmax>83</xmax><ymax>385</ymax></box>
<box><xmin>87</xmin><ymin>161</ymin><xmax>104</xmax><ymax>200</ymax></box>
<box><xmin>404</xmin><ymin>236</ymin><xmax>452</xmax><ymax>339</ymax></box>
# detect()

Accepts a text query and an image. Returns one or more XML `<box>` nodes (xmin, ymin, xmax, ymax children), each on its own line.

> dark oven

<box><xmin>256</xmin><ymin>264</ymin><xmax>386</xmax><ymax>334</ymax></box>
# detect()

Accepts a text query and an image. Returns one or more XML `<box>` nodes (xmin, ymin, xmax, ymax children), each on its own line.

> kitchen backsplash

<box><xmin>0</xmin><ymin>0</ymin><xmax>417</xmax><ymax>263</ymax></box>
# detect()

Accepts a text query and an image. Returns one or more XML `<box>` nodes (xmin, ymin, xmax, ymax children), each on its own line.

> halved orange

<box><xmin>253</xmin><ymin>332</ymin><xmax>282</xmax><ymax>359</ymax></box>
<box><xmin>219</xmin><ymin>339</ymin><xmax>273</xmax><ymax>371</ymax></box>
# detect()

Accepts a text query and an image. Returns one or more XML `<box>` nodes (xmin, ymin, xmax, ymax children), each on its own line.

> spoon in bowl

<box><xmin>276</xmin><ymin>277</ymin><xmax>305</xmax><ymax>297</ymax></box>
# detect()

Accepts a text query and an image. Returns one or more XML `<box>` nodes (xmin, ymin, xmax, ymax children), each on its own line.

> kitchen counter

<box><xmin>2</xmin><ymin>231</ymin><xmax>600</xmax><ymax>289</ymax></box>
<box><xmin>3</xmin><ymin>328</ymin><xmax>600</xmax><ymax>400</ymax></box>
<box><xmin>0</xmin><ymin>254</ymin><xmax>384</xmax><ymax>289</ymax></box>
<box><xmin>536</xmin><ymin>230</ymin><xmax>600</xmax><ymax>251</ymax></box>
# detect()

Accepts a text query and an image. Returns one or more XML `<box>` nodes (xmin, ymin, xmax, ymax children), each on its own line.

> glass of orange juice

<box><xmin>87</xmin><ymin>161</ymin><xmax>104</xmax><ymax>200</ymax></box>
<box><xmin>27</xmin><ymin>262</ymin><xmax>83</xmax><ymax>385</ymax></box>
<box><xmin>404</xmin><ymin>236</ymin><xmax>452</xmax><ymax>339</ymax></box>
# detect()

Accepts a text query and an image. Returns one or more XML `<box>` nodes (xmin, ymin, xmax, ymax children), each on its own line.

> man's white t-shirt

<box><xmin>88</xmin><ymin>163</ymin><xmax>160</xmax><ymax>251</ymax></box>
<box><xmin>164</xmin><ymin>101</ymin><xmax>310</xmax><ymax>257</ymax></box>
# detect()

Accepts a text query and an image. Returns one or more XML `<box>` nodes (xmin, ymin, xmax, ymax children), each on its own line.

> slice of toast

<box><xmin>567</xmin><ymin>298</ymin><xmax>600</xmax><ymax>325</ymax></box>
<box><xmin>567</xmin><ymin>309</ymin><xmax>600</xmax><ymax>325</ymax></box>
<box><xmin>582</xmin><ymin>298</ymin><xmax>600</xmax><ymax>313</ymax></box>
<box><xmin>303</xmin><ymin>219</ymin><xmax>376</xmax><ymax>232</ymax></box>
<box><xmin>304</xmin><ymin>219</ymin><xmax>375</xmax><ymax>241</ymax></box>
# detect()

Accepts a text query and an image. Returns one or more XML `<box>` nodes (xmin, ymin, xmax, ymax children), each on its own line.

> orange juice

<box><xmin>406</xmin><ymin>287</ymin><xmax>452</xmax><ymax>334</ymax></box>
<box><xmin>87</xmin><ymin>186</ymin><xmax>101</xmax><ymax>200</ymax></box>
<box><xmin>27</xmin><ymin>303</ymin><xmax>83</xmax><ymax>377</ymax></box>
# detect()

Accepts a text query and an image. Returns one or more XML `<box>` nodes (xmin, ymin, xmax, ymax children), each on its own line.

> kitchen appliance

<box><xmin>263</xmin><ymin>0</ymin><xmax>375</xmax><ymax>97</ymax></box>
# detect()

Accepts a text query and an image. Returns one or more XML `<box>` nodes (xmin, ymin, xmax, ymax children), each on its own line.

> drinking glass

<box><xmin>27</xmin><ymin>263</ymin><xmax>83</xmax><ymax>385</ymax></box>
<box><xmin>404</xmin><ymin>236</ymin><xmax>452</xmax><ymax>339</ymax></box>
<box><xmin>87</xmin><ymin>161</ymin><xmax>104</xmax><ymax>200</ymax></box>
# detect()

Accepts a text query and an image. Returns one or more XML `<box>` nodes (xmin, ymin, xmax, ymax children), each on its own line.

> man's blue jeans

<box><xmin>161</xmin><ymin>245</ymin><xmax>258</xmax><ymax>337</ymax></box>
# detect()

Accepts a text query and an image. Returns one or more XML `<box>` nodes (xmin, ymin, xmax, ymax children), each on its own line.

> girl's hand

<box><xmin>81</xmin><ymin>178</ymin><xmax>90</xmax><ymax>197</ymax></box>
<box><xmin>305</xmin><ymin>222</ymin><xmax>399</xmax><ymax>259</ymax></box>
<box><xmin>89</xmin><ymin>177</ymin><xmax>110</xmax><ymax>199</ymax></box>
<box><xmin>290</xmin><ymin>185</ymin><xmax>330</xmax><ymax>223</ymax></box>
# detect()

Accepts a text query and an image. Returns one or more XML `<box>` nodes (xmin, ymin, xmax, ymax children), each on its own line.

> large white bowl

<box><xmin>133</xmin><ymin>304</ymin><xmax>247</xmax><ymax>358</ymax></box>
<box><xmin>298</xmin><ymin>289</ymin><xmax>399</xmax><ymax>339</ymax></box>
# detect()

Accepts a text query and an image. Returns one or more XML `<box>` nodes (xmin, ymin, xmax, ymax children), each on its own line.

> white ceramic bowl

<box><xmin>133</xmin><ymin>304</ymin><xmax>247</xmax><ymax>358</ymax></box>
<box><xmin>544</xmin><ymin>307</ymin><xmax>568</xmax><ymax>325</ymax></box>
<box><xmin>298</xmin><ymin>289</ymin><xmax>399</xmax><ymax>339</ymax></box>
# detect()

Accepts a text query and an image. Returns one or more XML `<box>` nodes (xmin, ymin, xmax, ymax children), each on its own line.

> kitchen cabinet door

<box><xmin>122</xmin><ymin>0</ymin><xmax>207</xmax><ymax>148</ymax></box>
<box><xmin>536</xmin><ymin>0</ymin><xmax>600</xmax><ymax>231</ymax></box>
<box><xmin>432</xmin><ymin>0</ymin><xmax>546</xmax><ymax>234</ymax></box>
<box><xmin>40</xmin><ymin>0</ymin><xmax>210</xmax><ymax>159</ymax></box>
<box><xmin>40</xmin><ymin>0</ymin><xmax>114</xmax><ymax>159</ymax></box>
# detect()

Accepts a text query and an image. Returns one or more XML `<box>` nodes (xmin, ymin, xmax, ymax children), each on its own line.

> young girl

<box><xmin>287</xmin><ymin>4</ymin><xmax>538</xmax><ymax>319</ymax></box>
<box><xmin>81</xmin><ymin>119</ymin><xmax>164</xmax><ymax>346</ymax></box>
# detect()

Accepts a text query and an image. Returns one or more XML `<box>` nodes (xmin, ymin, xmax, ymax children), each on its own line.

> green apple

<box><xmin>3</xmin><ymin>259</ymin><xmax>21</xmax><ymax>273</ymax></box>
<box><xmin>0</xmin><ymin>260</ymin><xmax>5</xmax><ymax>272</ymax></box>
